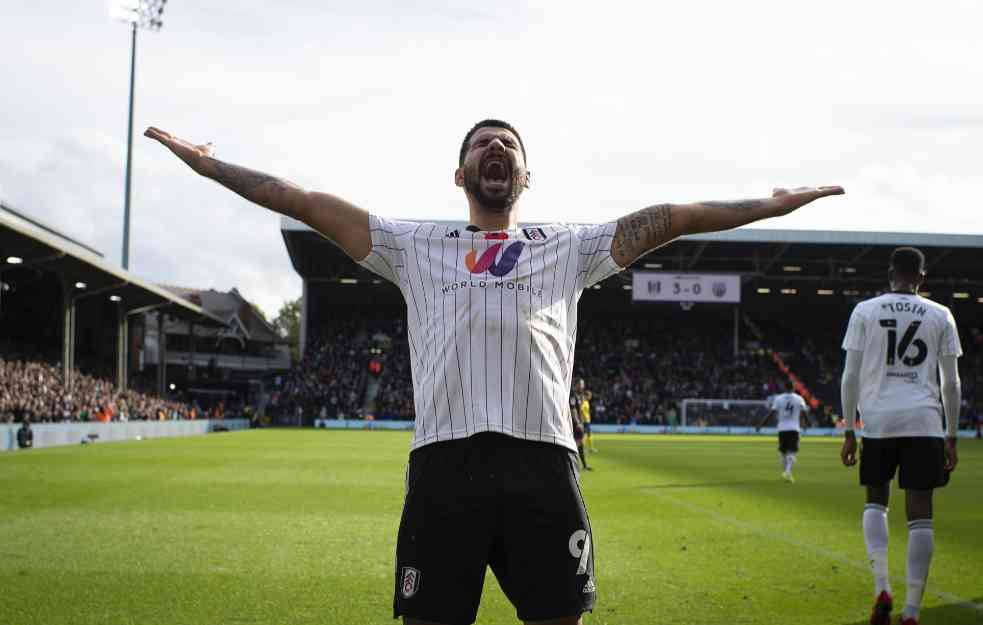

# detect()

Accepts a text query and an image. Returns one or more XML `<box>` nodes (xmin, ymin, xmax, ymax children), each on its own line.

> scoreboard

<box><xmin>632</xmin><ymin>272</ymin><xmax>742</xmax><ymax>303</ymax></box>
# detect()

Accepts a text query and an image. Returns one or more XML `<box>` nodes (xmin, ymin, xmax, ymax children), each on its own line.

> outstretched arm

<box><xmin>756</xmin><ymin>409</ymin><xmax>775</xmax><ymax>431</ymax></box>
<box><xmin>610</xmin><ymin>186</ymin><xmax>845</xmax><ymax>267</ymax></box>
<box><xmin>144</xmin><ymin>127</ymin><xmax>370</xmax><ymax>260</ymax></box>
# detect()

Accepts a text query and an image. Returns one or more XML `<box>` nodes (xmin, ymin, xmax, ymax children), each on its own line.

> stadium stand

<box><xmin>281</xmin><ymin>217</ymin><xmax>983</xmax><ymax>431</ymax></box>
<box><xmin>0</xmin><ymin>351</ymin><xmax>201</xmax><ymax>423</ymax></box>
<box><xmin>0</xmin><ymin>203</ymin><xmax>238</xmax><ymax>429</ymax></box>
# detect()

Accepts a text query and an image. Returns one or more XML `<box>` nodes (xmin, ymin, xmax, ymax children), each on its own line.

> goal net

<box><xmin>679</xmin><ymin>398</ymin><xmax>771</xmax><ymax>428</ymax></box>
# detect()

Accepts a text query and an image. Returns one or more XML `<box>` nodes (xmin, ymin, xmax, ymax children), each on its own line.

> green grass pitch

<box><xmin>1</xmin><ymin>430</ymin><xmax>981</xmax><ymax>625</ymax></box>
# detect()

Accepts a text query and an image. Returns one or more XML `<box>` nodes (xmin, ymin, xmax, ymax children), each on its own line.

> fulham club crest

<box><xmin>400</xmin><ymin>567</ymin><xmax>422</xmax><ymax>598</ymax></box>
<box><xmin>522</xmin><ymin>227</ymin><xmax>547</xmax><ymax>241</ymax></box>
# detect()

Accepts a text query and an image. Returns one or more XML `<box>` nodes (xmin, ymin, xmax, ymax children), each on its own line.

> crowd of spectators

<box><xmin>0</xmin><ymin>355</ymin><xmax>200</xmax><ymax>424</ymax></box>
<box><xmin>958</xmin><ymin>325</ymin><xmax>983</xmax><ymax>430</ymax></box>
<box><xmin>277</xmin><ymin>310</ymin><xmax>784</xmax><ymax>424</ymax></box>
<box><xmin>282</xmin><ymin>308</ymin><xmax>980</xmax><ymax>431</ymax></box>
<box><xmin>7</xmin><ymin>311</ymin><xmax>980</xmax><ymax>431</ymax></box>
<box><xmin>571</xmin><ymin>312</ymin><xmax>781</xmax><ymax>425</ymax></box>
<box><xmin>269</xmin><ymin>318</ymin><xmax>414</xmax><ymax>421</ymax></box>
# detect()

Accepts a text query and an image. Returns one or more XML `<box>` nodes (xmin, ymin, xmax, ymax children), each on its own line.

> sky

<box><xmin>2</xmin><ymin>1</ymin><xmax>982</xmax><ymax>317</ymax></box>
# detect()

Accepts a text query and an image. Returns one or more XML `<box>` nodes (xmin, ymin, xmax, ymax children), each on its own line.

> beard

<box><xmin>463</xmin><ymin>152</ymin><xmax>526</xmax><ymax>212</ymax></box>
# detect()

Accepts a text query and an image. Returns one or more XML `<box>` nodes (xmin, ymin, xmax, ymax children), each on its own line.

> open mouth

<box><xmin>481</xmin><ymin>157</ymin><xmax>510</xmax><ymax>184</ymax></box>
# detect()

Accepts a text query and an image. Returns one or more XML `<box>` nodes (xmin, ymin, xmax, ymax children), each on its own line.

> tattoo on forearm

<box><xmin>613</xmin><ymin>203</ymin><xmax>672</xmax><ymax>264</ymax></box>
<box><xmin>209</xmin><ymin>159</ymin><xmax>301</xmax><ymax>215</ymax></box>
<box><xmin>700</xmin><ymin>199</ymin><xmax>767</xmax><ymax>213</ymax></box>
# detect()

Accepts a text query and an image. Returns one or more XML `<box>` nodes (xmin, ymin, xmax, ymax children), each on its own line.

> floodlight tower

<box><xmin>112</xmin><ymin>0</ymin><xmax>167</xmax><ymax>270</ymax></box>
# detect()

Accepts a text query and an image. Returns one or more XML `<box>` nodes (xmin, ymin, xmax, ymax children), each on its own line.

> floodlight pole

<box><xmin>117</xmin><ymin>0</ymin><xmax>166</xmax><ymax>270</ymax></box>
<box><xmin>122</xmin><ymin>21</ymin><xmax>137</xmax><ymax>270</ymax></box>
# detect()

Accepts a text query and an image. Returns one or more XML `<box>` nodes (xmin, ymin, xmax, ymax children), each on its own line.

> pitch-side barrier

<box><xmin>1</xmin><ymin>419</ymin><xmax>250</xmax><ymax>452</ymax></box>
<box><xmin>313</xmin><ymin>419</ymin><xmax>979</xmax><ymax>439</ymax></box>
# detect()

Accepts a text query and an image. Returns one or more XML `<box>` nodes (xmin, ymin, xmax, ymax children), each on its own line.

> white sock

<box><xmin>903</xmin><ymin>519</ymin><xmax>934</xmax><ymax>620</ymax></box>
<box><xmin>779</xmin><ymin>453</ymin><xmax>787</xmax><ymax>471</ymax></box>
<box><xmin>786</xmin><ymin>453</ymin><xmax>797</xmax><ymax>474</ymax></box>
<box><xmin>863</xmin><ymin>503</ymin><xmax>891</xmax><ymax>596</ymax></box>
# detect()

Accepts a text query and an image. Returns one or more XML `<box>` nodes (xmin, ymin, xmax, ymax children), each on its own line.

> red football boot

<box><xmin>870</xmin><ymin>591</ymin><xmax>893</xmax><ymax>625</ymax></box>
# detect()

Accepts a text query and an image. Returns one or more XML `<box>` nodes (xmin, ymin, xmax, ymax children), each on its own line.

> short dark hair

<box><xmin>890</xmin><ymin>246</ymin><xmax>926</xmax><ymax>277</ymax></box>
<box><xmin>459</xmin><ymin>119</ymin><xmax>527</xmax><ymax>167</ymax></box>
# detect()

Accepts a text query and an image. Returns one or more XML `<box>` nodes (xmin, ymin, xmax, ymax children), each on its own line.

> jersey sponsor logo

<box><xmin>400</xmin><ymin>566</ymin><xmax>421</xmax><ymax>599</ymax></box>
<box><xmin>522</xmin><ymin>227</ymin><xmax>547</xmax><ymax>241</ymax></box>
<box><xmin>440</xmin><ymin>279</ymin><xmax>544</xmax><ymax>298</ymax></box>
<box><xmin>445</xmin><ymin>229</ymin><xmax>460</xmax><ymax>238</ymax></box>
<box><xmin>568</xmin><ymin>529</ymin><xmax>591</xmax><ymax>575</ymax></box>
<box><xmin>887</xmin><ymin>371</ymin><xmax>919</xmax><ymax>380</ymax></box>
<box><xmin>484</xmin><ymin>232</ymin><xmax>509</xmax><ymax>240</ymax></box>
<box><xmin>465</xmin><ymin>242</ymin><xmax>525</xmax><ymax>277</ymax></box>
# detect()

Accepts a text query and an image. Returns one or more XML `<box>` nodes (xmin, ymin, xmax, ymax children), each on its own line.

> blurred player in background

<box><xmin>581</xmin><ymin>391</ymin><xmax>596</xmax><ymax>453</ymax></box>
<box><xmin>146</xmin><ymin>119</ymin><xmax>842</xmax><ymax>625</ymax></box>
<box><xmin>573</xmin><ymin>379</ymin><xmax>596</xmax><ymax>453</ymax></box>
<box><xmin>839</xmin><ymin>247</ymin><xmax>961</xmax><ymax>625</ymax></box>
<box><xmin>756</xmin><ymin>381</ymin><xmax>809</xmax><ymax>482</ymax></box>
<box><xmin>570</xmin><ymin>396</ymin><xmax>591</xmax><ymax>471</ymax></box>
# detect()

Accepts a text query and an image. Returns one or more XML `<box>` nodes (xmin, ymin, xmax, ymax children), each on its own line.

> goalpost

<box><xmin>679</xmin><ymin>398</ymin><xmax>771</xmax><ymax>428</ymax></box>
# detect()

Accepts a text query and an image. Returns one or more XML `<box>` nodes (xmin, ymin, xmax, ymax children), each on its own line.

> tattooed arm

<box><xmin>610</xmin><ymin>186</ymin><xmax>844</xmax><ymax>267</ymax></box>
<box><xmin>144</xmin><ymin>126</ymin><xmax>370</xmax><ymax>260</ymax></box>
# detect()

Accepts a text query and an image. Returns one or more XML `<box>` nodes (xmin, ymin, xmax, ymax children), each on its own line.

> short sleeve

<box><xmin>769</xmin><ymin>396</ymin><xmax>780</xmax><ymax>411</ymax></box>
<box><xmin>357</xmin><ymin>214</ymin><xmax>416</xmax><ymax>286</ymax></box>
<box><xmin>841</xmin><ymin>306</ymin><xmax>866</xmax><ymax>351</ymax></box>
<box><xmin>798</xmin><ymin>395</ymin><xmax>808</xmax><ymax>410</ymax></box>
<box><xmin>571</xmin><ymin>222</ymin><xmax>623</xmax><ymax>290</ymax></box>
<box><xmin>940</xmin><ymin>308</ymin><xmax>963</xmax><ymax>357</ymax></box>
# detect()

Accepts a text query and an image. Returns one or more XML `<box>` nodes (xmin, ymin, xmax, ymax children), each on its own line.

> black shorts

<box><xmin>859</xmin><ymin>437</ymin><xmax>950</xmax><ymax>490</ymax></box>
<box><xmin>394</xmin><ymin>432</ymin><xmax>595</xmax><ymax>625</ymax></box>
<box><xmin>778</xmin><ymin>431</ymin><xmax>800</xmax><ymax>454</ymax></box>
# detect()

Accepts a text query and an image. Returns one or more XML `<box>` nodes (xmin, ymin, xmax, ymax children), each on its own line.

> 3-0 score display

<box><xmin>632</xmin><ymin>272</ymin><xmax>742</xmax><ymax>303</ymax></box>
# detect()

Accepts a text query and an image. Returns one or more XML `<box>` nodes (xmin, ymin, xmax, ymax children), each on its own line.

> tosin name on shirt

<box><xmin>441</xmin><ymin>280</ymin><xmax>545</xmax><ymax>298</ymax></box>
<box><xmin>880</xmin><ymin>301</ymin><xmax>927</xmax><ymax>316</ymax></box>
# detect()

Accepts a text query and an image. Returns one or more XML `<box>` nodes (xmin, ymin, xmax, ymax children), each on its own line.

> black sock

<box><xmin>578</xmin><ymin>446</ymin><xmax>588</xmax><ymax>468</ymax></box>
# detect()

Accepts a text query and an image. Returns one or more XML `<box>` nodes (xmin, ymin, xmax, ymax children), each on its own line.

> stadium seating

<box><xmin>274</xmin><ymin>309</ymin><xmax>983</xmax><ymax>428</ymax></box>
<box><xmin>0</xmin><ymin>346</ymin><xmax>204</xmax><ymax>423</ymax></box>
<box><xmin>6</xmin><ymin>309</ymin><xmax>980</xmax><ymax>429</ymax></box>
<box><xmin>273</xmin><ymin>310</ymin><xmax>781</xmax><ymax>424</ymax></box>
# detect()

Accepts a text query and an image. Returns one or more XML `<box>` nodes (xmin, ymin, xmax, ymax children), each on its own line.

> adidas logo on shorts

<box><xmin>582</xmin><ymin>577</ymin><xmax>596</xmax><ymax>594</ymax></box>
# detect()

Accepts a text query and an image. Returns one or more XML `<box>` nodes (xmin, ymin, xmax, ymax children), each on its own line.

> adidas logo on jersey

<box><xmin>445</xmin><ymin>229</ymin><xmax>460</xmax><ymax>238</ymax></box>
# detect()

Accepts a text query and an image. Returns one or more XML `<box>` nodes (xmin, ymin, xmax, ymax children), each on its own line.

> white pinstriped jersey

<box><xmin>358</xmin><ymin>215</ymin><xmax>623</xmax><ymax>452</ymax></box>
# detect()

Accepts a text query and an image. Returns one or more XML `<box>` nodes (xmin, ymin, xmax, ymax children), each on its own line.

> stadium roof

<box><xmin>280</xmin><ymin>216</ymin><xmax>983</xmax><ymax>291</ymax></box>
<box><xmin>1</xmin><ymin>202</ymin><xmax>225</xmax><ymax>324</ymax></box>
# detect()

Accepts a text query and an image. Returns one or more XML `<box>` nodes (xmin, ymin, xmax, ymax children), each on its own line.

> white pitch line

<box><xmin>641</xmin><ymin>487</ymin><xmax>983</xmax><ymax>614</ymax></box>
